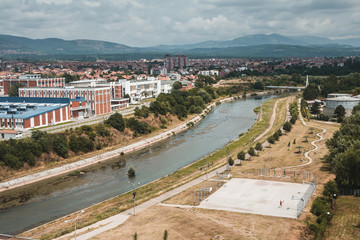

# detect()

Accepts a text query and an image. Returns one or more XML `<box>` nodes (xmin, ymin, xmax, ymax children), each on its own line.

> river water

<box><xmin>0</xmin><ymin>95</ymin><xmax>273</xmax><ymax>234</ymax></box>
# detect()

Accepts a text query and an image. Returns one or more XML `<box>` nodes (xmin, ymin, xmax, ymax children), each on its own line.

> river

<box><xmin>0</xmin><ymin>94</ymin><xmax>273</xmax><ymax>234</ymax></box>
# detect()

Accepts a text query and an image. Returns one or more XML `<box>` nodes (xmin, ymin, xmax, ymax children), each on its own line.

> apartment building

<box><xmin>119</xmin><ymin>78</ymin><xmax>161</xmax><ymax>102</ymax></box>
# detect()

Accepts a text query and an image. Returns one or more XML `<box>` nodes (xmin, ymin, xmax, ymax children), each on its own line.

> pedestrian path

<box><xmin>283</xmin><ymin>98</ymin><xmax>326</xmax><ymax>169</ymax></box>
<box><xmin>57</xmin><ymin>165</ymin><xmax>227</xmax><ymax>240</ymax></box>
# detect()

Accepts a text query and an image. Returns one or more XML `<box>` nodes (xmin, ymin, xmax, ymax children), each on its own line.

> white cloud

<box><xmin>0</xmin><ymin>0</ymin><xmax>359</xmax><ymax>46</ymax></box>
<box><xmin>35</xmin><ymin>0</ymin><xmax>72</xmax><ymax>5</ymax></box>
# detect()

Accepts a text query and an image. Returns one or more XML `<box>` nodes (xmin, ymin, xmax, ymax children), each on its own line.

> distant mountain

<box><xmin>0</xmin><ymin>33</ymin><xmax>359</xmax><ymax>59</ymax></box>
<box><xmin>0</xmin><ymin>34</ymin><xmax>134</xmax><ymax>55</ymax></box>
<box><xmin>183</xmin><ymin>44</ymin><xmax>360</xmax><ymax>58</ymax></box>
<box><xmin>147</xmin><ymin>33</ymin><xmax>360</xmax><ymax>51</ymax></box>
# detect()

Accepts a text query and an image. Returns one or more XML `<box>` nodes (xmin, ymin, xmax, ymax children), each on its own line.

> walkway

<box><xmin>283</xmin><ymin>98</ymin><xmax>326</xmax><ymax>169</ymax></box>
<box><xmin>57</xmin><ymin>165</ymin><xmax>228</xmax><ymax>240</ymax></box>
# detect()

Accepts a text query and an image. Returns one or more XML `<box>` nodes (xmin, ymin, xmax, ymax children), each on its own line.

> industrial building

<box><xmin>19</xmin><ymin>86</ymin><xmax>112</xmax><ymax>116</ymax></box>
<box><xmin>0</xmin><ymin>97</ymin><xmax>87</xmax><ymax>129</ymax></box>
<box><xmin>324</xmin><ymin>94</ymin><xmax>360</xmax><ymax>116</ymax></box>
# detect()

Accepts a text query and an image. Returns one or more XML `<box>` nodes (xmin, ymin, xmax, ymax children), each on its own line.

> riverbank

<box><xmin>20</xmin><ymin>93</ymin><xmax>284</xmax><ymax>239</ymax></box>
<box><xmin>0</xmin><ymin>91</ymin><xmax>275</xmax><ymax>194</ymax></box>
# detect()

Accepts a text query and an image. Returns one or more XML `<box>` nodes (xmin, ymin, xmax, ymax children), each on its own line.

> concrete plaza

<box><xmin>199</xmin><ymin>178</ymin><xmax>311</xmax><ymax>218</ymax></box>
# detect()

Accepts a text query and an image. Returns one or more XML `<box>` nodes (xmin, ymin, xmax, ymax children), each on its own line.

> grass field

<box><xmin>326</xmin><ymin>196</ymin><xmax>360</xmax><ymax>240</ymax></box>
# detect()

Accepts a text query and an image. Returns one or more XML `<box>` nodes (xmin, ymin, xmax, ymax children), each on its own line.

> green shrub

<box><xmin>237</xmin><ymin>151</ymin><xmax>246</xmax><ymax>160</ymax></box>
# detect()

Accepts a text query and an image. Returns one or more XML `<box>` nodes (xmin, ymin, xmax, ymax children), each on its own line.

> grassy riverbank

<box><xmin>21</xmin><ymin>95</ymin><xmax>288</xmax><ymax>240</ymax></box>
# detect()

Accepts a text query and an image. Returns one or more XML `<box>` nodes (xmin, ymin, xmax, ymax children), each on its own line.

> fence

<box><xmin>296</xmin><ymin>176</ymin><xmax>317</xmax><ymax>217</ymax></box>
<box><xmin>257</xmin><ymin>168</ymin><xmax>313</xmax><ymax>179</ymax></box>
<box><xmin>339</xmin><ymin>188</ymin><xmax>360</xmax><ymax>196</ymax></box>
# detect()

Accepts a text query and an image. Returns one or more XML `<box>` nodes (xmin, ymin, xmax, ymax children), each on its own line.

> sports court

<box><xmin>198</xmin><ymin>178</ymin><xmax>312</xmax><ymax>218</ymax></box>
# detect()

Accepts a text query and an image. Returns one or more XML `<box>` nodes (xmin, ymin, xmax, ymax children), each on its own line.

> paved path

<box><xmin>57</xmin><ymin>165</ymin><xmax>228</xmax><ymax>240</ymax></box>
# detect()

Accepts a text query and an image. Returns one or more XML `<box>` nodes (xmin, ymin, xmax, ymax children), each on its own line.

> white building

<box><xmin>199</xmin><ymin>70</ymin><xmax>219</xmax><ymax>76</ymax></box>
<box><xmin>167</xmin><ymin>73</ymin><xmax>181</xmax><ymax>81</ymax></box>
<box><xmin>119</xmin><ymin>78</ymin><xmax>161</xmax><ymax>102</ymax></box>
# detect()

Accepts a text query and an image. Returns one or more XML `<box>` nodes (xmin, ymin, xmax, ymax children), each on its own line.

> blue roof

<box><xmin>0</xmin><ymin>97</ymin><xmax>84</xmax><ymax>119</ymax></box>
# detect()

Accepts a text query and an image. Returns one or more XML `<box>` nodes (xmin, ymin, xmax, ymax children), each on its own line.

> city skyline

<box><xmin>0</xmin><ymin>0</ymin><xmax>359</xmax><ymax>47</ymax></box>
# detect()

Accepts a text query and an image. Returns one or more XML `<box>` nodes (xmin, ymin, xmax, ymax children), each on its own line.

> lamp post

<box><xmin>129</xmin><ymin>181</ymin><xmax>140</xmax><ymax>215</ymax></box>
<box><xmin>64</xmin><ymin>210</ymin><xmax>85</xmax><ymax>240</ymax></box>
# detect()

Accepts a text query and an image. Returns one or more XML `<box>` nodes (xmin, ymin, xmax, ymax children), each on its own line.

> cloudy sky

<box><xmin>1</xmin><ymin>0</ymin><xmax>359</xmax><ymax>47</ymax></box>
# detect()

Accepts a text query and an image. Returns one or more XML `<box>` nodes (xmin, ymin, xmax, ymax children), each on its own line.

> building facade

<box><xmin>0</xmin><ymin>97</ymin><xmax>86</xmax><ymax>129</ymax></box>
<box><xmin>4</xmin><ymin>74</ymin><xmax>65</xmax><ymax>95</ymax></box>
<box><xmin>164</xmin><ymin>55</ymin><xmax>188</xmax><ymax>71</ymax></box>
<box><xmin>19</xmin><ymin>86</ymin><xmax>111</xmax><ymax>116</ymax></box>
<box><xmin>119</xmin><ymin>79</ymin><xmax>161</xmax><ymax>102</ymax></box>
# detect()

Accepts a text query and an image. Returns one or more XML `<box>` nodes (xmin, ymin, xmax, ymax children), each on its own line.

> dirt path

<box><xmin>254</xmin><ymin>99</ymin><xmax>279</xmax><ymax>142</ymax></box>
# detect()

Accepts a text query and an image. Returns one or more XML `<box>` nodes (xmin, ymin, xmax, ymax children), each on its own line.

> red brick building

<box><xmin>19</xmin><ymin>86</ymin><xmax>111</xmax><ymax>116</ymax></box>
<box><xmin>3</xmin><ymin>74</ymin><xmax>65</xmax><ymax>95</ymax></box>
<box><xmin>0</xmin><ymin>97</ymin><xmax>86</xmax><ymax>129</ymax></box>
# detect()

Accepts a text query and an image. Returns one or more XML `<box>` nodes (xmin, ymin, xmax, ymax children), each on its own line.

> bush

<box><xmin>3</xmin><ymin>154</ymin><xmax>22</xmax><ymax>169</ymax></box>
<box><xmin>255</xmin><ymin>142</ymin><xmax>263</xmax><ymax>151</ymax></box>
<box><xmin>290</xmin><ymin>116</ymin><xmax>297</xmax><ymax>124</ymax></box>
<box><xmin>267</xmin><ymin>136</ymin><xmax>275</xmax><ymax>144</ymax></box>
<box><xmin>237</xmin><ymin>151</ymin><xmax>246</xmax><ymax>160</ymax></box>
<box><xmin>127</xmin><ymin>166</ymin><xmax>136</xmax><ymax>177</ymax></box>
<box><xmin>95</xmin><ymin>123</ymin><xmax>110</xmax><ymax>137</ymax></box>
<box><xmin>52</xmin><ymin>134</ymin><xmax>69</xmax><ymax>158</ymax></box>
<box><xmin>283</xmin><ymin>121</ymin><xmax>292</xmax><ymax>132</ymax></box>
<box><xmin>228</xmin><ymin>157</ymin><xmax>234</xmax><ymax>166</ymax></box>
<box><xmin>106</xmin><ymin>113</ymin><xmax>125</xmax><ymax>132</ymax></box>
<box><xmin>248</xmin><ymin>147</ymin><xmax>256</xmax><ymax>156</ymax></box>
<box><xmin>322</xmin><ymin>180</ymin><xmax>339</xmax><ymax>200</ymax></box>
<box><xmin>311</xmin><ymin>197</ymin><xmax>331</xmax><ymax>217</ymax></box>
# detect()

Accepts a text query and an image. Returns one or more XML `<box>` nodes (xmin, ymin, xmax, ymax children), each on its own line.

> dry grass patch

<box><xmin>90</xmin><ymin>205</ymin><xmax>310</xmax><ymax>240</ymax></box>
<box><xmin>326</xmin><ymin>196</ymin><xmax>360</xmax><ymax>240</ymax></box>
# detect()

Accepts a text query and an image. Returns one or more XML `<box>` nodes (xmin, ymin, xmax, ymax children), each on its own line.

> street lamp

<box><xmin>64</xmin><ymin>210</ymin><xmax>85</xmax><ymax>240</ymax></box>
<box><xmin>129</xmin><ymin>181</ymin><xmax>140</xmax><ymax>215</ymax></box>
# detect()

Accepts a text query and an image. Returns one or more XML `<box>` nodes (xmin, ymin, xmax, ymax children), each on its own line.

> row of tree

<box><xmin>326</xmin><ymin>110</ymin><xmax>360</xmax><ymax>189</ymax></box>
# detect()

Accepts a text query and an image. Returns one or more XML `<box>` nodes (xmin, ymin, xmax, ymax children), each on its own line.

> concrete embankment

<box><xmin>0</xmin><ymin>90</ymin><xmax>275</xmax><ymax>193</ymax></box>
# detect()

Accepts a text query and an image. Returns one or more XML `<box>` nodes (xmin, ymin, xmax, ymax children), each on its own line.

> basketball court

<box><xmin>198</xmin><ymin>178</ymin><xmax>312</xmax><ymax>218</ymax></box>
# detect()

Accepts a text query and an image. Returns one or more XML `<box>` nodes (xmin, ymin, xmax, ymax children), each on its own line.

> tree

<box><xmin>127</xmin><ymin>166</ymin><xmax>136</xmax><ymax>178</ymax></box>
<box><xmin>334</xmin><ymin>105</ymin><xmax>346</xmax><ymax>122</ymax></box>
<box><xmin>293</xmin><ymin>139</ymin><xmax>296</xmax><ymax>144</ymax></box>
<box><xmin>52</xmin><ymin>134</ymin><xmax>69</xmax><ymax>158</ymax></box>
<box><xmin>255</xmin><ymin>142</ymin><xmax>263</xmax><ymax>151</ymax></box>
<box><xmin>106</xmin><ymin>113</ymin><xmax>125</xmax><ymax>132</ymax></box>
<box><xmin>288</xmin><ymin>141</ymin><xmax>291</xmax><ymax>150</ymax></box>
<box><xmin>124</xmin><ymin>94</ymin><xmax>131</xmax><ymax>103</ymax></box>
<box><xmin>237</xmin><ymin>151</ymin><xmax>245</xmax><ymax>160</ymax></box>
<box><xmin>9</xmin><ymin>82</ymin><xmax>24</xmax><ymax>97</ymax></box>
<box><xmin>352</xmin><ymin>103</ymin><xmax>360</xmax><ymax>115</ymax></box>
<box><xmin>303</xmin><ymin>85</ymin><xmax>319</xmax><ymax>100</ymax></box>
<box><xmin>322</xmin><ymin>180</ymin><xmax>339</xmax><ymax>200</ymax></box>
<box><xmin>248</xmin><ymin>147</ymin><xmax>256</xmax><ymax>156</ymax></box>
<box><xmin>303</xmin><ymin>136</ymin><xmax>310</xmax><ymax>143</ymax></box>
<box><xmin>163</xmin><ymin>230</ymin><xmax>168</xmax><ymax>240</ymax></box>
<box><xmin>228</xmin><ymin>157</ymin><xmax>234</xmax><ymax>166</ymax></box>
<box><xmin>133</xmin><ymin>232</ymin><xmax>137</xmax><ymax>240</ymax></box>
<box><xmin>311</xmin><ymin>102</ymin><xmax>321</xmax><ymax>114</ymax></box>
<box><xmin>252</xmin><ymin>81</ymin><xmax>264</xmax><ymax>90</ymax></box>
<box><xmin>172</xmin><ymin>81</ymin><xmax>182</xmax><ymax>90</ymax></box>
<box><xmin>283</xmin><ymin>121</ymin><xmax>292</xmax><ymax>132</ymax></box>
<box><xmin>267</xmin><ymin>136</ymin><xmax>275</xmax><ymax>144</ymax></box>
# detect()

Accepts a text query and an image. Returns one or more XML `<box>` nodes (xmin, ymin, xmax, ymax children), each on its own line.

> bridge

<box><xmin>266</xmin><ymin>86</ymin><xmax>305</xmax><ymax>90</ymax></box>
<box><xmin>266</xmin><ymin>75</ymin><xmax>309</xmax><ymax>91</ymax></box>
